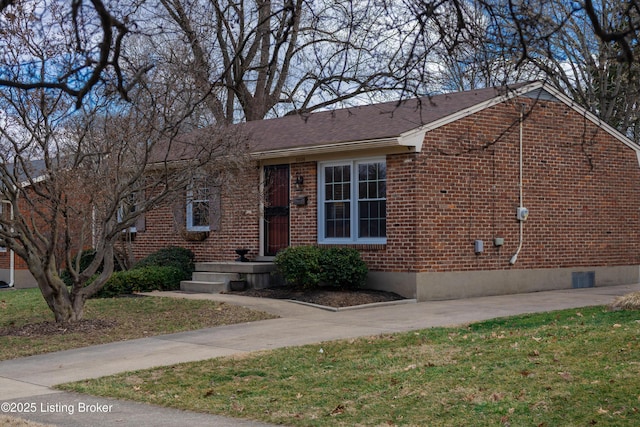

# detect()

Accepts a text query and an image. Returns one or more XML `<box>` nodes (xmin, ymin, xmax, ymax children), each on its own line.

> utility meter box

<box><xmin>516</xmin><ymin>207</ymin><xmax>529</xmax><ymax>221</ymax></box>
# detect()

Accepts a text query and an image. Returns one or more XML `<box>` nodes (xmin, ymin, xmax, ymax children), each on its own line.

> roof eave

<box><xmin>251</xmin><ymin>137</ymin><xmax>419</xmax><ymax>160</ymax></box>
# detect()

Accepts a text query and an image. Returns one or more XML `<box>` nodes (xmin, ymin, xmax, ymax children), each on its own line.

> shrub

<box><xmin>275</xmin><ymin>245</ymin><xmax>368</xmax><ymax>290</ymax></box>
<box><xmin>609</xmin><ymin>291</ymin><xmax>640</xmax><ymax>311</ymax></box>
<box><xmin>95</xmin><ymin>266</ymin><xmax>184</xmax><ymax>298</ymax></box>
<box><xmin>274</xmin><ymin>246</ymin><xmax>323</xmax><ymax>289</ymax></box>
<box><xmin>318</xmin><ymin>247</ymin><xmax>368</xmax><ymax>289</ymax></box>
<box><xmin>134</xmin><ymin>246</ymin><xmax>195</xmax><ymax>281</ymax></box>
<box><xmin>93</xmin><ymin>246</ymin><xmax>195</xmax><ymax>298</ymax></box>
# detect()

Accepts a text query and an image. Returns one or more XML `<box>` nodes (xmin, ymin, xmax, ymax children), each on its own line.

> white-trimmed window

<box><xmin>186</xmin><ymin>179</ymin><xmax>210</xmax><ymax>232</ymax></box>
<box><xmin>318</xmin><ymin>158</ymin><xmax>386</xmax><ymax>244</ymax></box>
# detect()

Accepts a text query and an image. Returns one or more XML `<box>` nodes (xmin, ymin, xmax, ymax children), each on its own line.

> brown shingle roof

<box><xmin>153</xmin><ymin>83</ymin><xmax>535</xmax><ymax>163</ymax></box>
<box><xmin>243</xmin><ymin>84</ymin><xmax>529</xmax><ymax>153</ymax></box>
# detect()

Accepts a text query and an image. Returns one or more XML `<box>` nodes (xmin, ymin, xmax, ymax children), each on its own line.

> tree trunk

<box><xmin>33</xmin><ymin>262</ymin><xmax>84</xmax><ymax>324</ymax></box>
<box><xmin>44</xmin><ymin>289</ymin><xmax>81</xmax><ymax>324</ymax></box>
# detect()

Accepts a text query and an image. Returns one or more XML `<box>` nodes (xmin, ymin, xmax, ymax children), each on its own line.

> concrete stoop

<box><xmin>180</xmin><ymin>261</ymin><xmax>277</xmax><ymax>293</ymax></box>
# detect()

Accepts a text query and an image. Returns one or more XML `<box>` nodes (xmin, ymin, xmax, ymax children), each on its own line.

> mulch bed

<box><xmin>226</xmin><ymin>286</ymin><xmax>406</xmax><ymax>308</ymax></box>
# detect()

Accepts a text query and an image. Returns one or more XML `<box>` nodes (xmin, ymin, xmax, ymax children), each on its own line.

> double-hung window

<box><xmin>319</xmin><ymin>158</ymin><xmax>386</xmax><ymax>244</ymax></box>
<box><xmin>187</xmin><ymin>179</ymin><xmax>210</xmax><ymax>232</ymax></box>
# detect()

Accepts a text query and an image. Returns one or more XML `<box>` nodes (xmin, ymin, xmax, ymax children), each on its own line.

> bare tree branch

<box><xmin>0</xmin><ymin>0</ymin><xmax>134</xmax><ymax>108</ymax></box>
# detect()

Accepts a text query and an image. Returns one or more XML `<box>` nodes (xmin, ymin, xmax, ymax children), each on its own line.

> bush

<box><xmin>93</xmin><ymin>246</ymin><xmax>195</xmax><ymax>298</ymax></box>
<box><xmin>274</xmin><ymin>246</ymin><xmax>323</xmax><ymax>289</ymax></box>
<box><xmin>134</xmin><ymin>246</ymin><xmax>195</xmax><ymax>281</ymax></box>
<box><xmin>95</xmin><ymin>266</ymin><xmax>185</xmax><ymax>298</ymax></box>
<box><xmin>609</xmin><ymin>291</ymin><xmax>640</xmax><ymax>311</ymax></box>
<box><xmin>318</xmin><ymin>247</ymin><xmax>368</xmax><ymax>289</ymax></box>
<box><xmin>275</xmin><ymin>245</ymin><xmax>368</xmax><ymax>290</ymax></box>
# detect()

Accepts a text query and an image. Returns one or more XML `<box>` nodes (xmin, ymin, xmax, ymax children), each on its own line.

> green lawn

<box><xmin>0</xmin><ymin>288</ymin><xmax>276</xmax><ymax>360</ymax></box>
<box><xmin>60</xmin><ymin>306</ymin><xmax>640</xmax><ymax>426</ymax></box>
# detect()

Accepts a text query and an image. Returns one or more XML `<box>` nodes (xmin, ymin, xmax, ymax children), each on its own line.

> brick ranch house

<box><xmin>4</xmin><ymin>81</ymin><xmax>640</xmax><ymax>299</ymax></box>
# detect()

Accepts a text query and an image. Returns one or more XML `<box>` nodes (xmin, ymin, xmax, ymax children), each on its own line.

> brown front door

<box><xmin>264</xmin><ymin>165</ymin><xmax>290</xmax><ymax>256</ymax></box>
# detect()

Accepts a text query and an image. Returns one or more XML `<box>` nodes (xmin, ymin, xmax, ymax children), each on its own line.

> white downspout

<box><xmin>510</xmin><ymin>106</ymin><xmax>525</xmax><ymax>265</ymax></box>
<box><xmin>1</xmin><ymin>200</ymin><xmax>14</xmax><ymax>287</ymax></box>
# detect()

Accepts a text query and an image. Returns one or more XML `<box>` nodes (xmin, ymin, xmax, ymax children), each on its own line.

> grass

<box><xmin>59</xmin><ymin>306</ymin><xmax>640</xmax><ymax>426</ymax></box>
<box><xmin>0</xmin><ymin>288</ymin><xmax>276</xmax><ymax>361</ymax></box>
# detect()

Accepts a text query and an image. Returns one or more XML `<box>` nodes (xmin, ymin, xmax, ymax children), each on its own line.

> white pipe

<box><xmin>510</xmin><ymin>220</ymin><xmax>523</xmax><ymax>265</ymax></box>
<box><xmin>1</xmin><ymin>200</ymin><xmax>14</xmax><ymax>287</ymax></box>
<box><xmin>510</xmin><ymin>105</ymin><xmax>525</xmax><ymax>265</ymax></box>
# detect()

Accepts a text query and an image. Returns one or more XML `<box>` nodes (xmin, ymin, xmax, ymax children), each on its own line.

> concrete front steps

<box><xmin>180</xmin><ymin>261</ymin><xmax>277</xmax><ymax>293</ymax></box>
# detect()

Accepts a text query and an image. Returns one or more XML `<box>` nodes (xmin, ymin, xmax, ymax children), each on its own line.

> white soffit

<box><xmin>251</xmin><ymin>137</ymin><xmax>404</xmax><ymax>159</ymax></box>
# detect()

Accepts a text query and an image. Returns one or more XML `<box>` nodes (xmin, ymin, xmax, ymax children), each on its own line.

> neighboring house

<box><xmin>5</xmin><ymin>81</ymin><xmax>640</xmax><ymax>299</ymax></box>
<box><xmin>0</xmin><ymin>160</ymin><xmax>49</xmax><ymax>288</ymax></box>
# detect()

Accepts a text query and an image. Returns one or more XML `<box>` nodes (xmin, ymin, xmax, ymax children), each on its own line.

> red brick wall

<box><xmin>411</xmin><ymin>97</ymin><xmax>640</xmax><ymax>272</ymax></box>
<box><xmin>131</xmin><ymin>168</ymin><xmax>261</xmax><ymax>263</ymax></box>
<box><xmin>289</xmin><ymin>162</ymin><xmax>317</xmax><ymax>247</ymax></box>
<box><xmin>0</xmin><ymin>186</ymin><xmax>89</xmax><ymax>273</ymax></box>
<box><xmin>0</xmin><ymin>251</ymin><xmax>28</xmax><ymax>270</ymax></box>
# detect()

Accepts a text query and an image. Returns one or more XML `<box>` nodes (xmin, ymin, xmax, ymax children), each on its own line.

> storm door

<box><xmin>264</xmin><ymin>165</ymin><xmax>290</xmax><ymax>256</ymax></box>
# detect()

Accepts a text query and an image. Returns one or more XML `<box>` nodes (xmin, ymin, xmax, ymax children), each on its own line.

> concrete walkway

<box><xmin>1</xmin><ymin>283</ymin><xmax>639</xmax><ymax>426</ymax></box>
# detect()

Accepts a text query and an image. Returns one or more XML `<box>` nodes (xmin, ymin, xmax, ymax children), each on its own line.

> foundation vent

<box><xmin>572</xmin><ymin>271</ymin><xmax>595</xmax><ymax>289</ymax></box>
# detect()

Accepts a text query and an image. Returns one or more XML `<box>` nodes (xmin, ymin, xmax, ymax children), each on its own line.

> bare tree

<box><xmin>0</xmin><ymin>55</ymin><xmax>248</xmax><ymax>324</ymax></box>
<box><xmin>407</xmin><ymin>1</ymin><xmax>640</xmax><ymax>64</ymax></box>
<box><xmin>487</xmin><ymin>0</ymin><xmax>640</xmax><ymax>141</ymax></box>
<box><xmin>581</xmin><ymin>0</ymin><xmax>640</xmax><ymax>63</ymax></box>
<box><xmin>407</xmin><ymin>0</ymin><xmax>640</xmax><ymax>140</ymax></box>
<box><xmin>0</xmin><ymin>0</ymin><xmax>260</xmax><ymax>323</ymax></box>
<box><xmin>416</xmin><ymin>0</ymin><xmax>539</xmax><ymax>91</ymax></box>
<box><xmin>142</xmin><ymin>0</ymin><xmax>426</xmax><ymax>123</ymax></box>
<box><xmin>518</xmin><ymin>0</ymin><xmax>640</xmax><ymax>141</ymax></box>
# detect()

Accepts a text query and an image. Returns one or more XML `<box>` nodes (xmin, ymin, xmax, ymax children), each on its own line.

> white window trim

<box><xmin>186</xmin><ymin>184</ymin><xmax>210</xmax><ymax>232</ymax></box>
<box><xmin>317</xmin><ymin>157</ymin><xmax>387</xmax><ymax>245</ymax></box>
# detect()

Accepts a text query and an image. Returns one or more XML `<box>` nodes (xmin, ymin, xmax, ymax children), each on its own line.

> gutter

<box><xmin>250</xmin><ymin>137</ymin><xmax>410</xmax><ymax>160</ymax></box>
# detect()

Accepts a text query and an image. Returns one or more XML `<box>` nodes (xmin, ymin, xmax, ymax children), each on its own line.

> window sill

<box><xmin>182</xmin><ymin>230</ymin><xmax>210</xmax><ymax>241</ymax></box>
